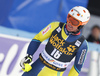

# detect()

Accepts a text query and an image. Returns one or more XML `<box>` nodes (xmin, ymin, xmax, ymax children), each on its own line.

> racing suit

<box><xmin>22</xmin><ymin>22</ymin><xmax>88</xmax><ymax>76</ymax></box>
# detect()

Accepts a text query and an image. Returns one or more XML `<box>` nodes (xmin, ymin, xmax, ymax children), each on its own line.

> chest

<box><xmin>45</xmin><ymin>26</ymin><xmax>84</xmax><ymax>62</ymax></box>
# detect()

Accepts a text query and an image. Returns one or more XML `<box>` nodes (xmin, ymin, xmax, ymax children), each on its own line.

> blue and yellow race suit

<box><xmin>22</xmin><ymin>22</ymin><xmax>88</xmax><ymax>76</ymax></box>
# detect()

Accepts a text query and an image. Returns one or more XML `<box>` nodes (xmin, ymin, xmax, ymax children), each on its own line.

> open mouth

<box><xmin>67</xmin><ymin>24</ymin><xmax>73</xmax><ymax>31</ymax></box>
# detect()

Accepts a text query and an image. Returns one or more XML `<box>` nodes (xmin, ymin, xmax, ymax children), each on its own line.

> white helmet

<box><xmin>67</xmin><ymin>6</ymin><xmax>90</xmax><ymax>26</ymax></box>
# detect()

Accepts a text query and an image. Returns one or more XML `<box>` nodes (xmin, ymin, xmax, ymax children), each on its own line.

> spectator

<box><xmin>87</xmin><ymin>25</ymin><xmax>100</xmax><ymax>44</ymax></box>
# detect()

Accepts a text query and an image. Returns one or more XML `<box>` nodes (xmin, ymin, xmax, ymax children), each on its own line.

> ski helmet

<box><xmin>67</xmin><ymin>6</ymin><xmax>90</xmax><ymax>27</ymax></box>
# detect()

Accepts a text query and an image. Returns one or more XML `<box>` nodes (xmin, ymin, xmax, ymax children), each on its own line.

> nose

<box><xmin>67</xmin><ymin>21</ymin><xmax>73</xmax><ymax>26</ymax></box>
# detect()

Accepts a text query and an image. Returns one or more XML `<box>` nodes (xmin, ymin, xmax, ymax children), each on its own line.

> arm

<box><xmin>68</xmin><ymin>40</ymin><xmax>88</xmax><ymax>76</ymax></box>
<box><xmin>20</xmin><ymin>22</ymin><xmax>60</xmax><ymax>72</ymax></box>
<box><xmin>27</xmin><ymin>22</ymin><xmax>60</xmax><ymax>55</ymax></box>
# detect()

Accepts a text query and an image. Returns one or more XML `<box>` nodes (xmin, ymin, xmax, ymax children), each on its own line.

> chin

<box><xmin>67</xmin><ymin>28</ymin><xmax>73</xmax><ymax>32</ymax></box>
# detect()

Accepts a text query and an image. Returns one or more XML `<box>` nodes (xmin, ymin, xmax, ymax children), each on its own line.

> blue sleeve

<box><xmin>74</xmin><ymin>40</ymin><xmax>88</xmax><ymax>74</ymax></box>
<box><xmin>27</xmin><ymin>39</ymin><xmax>41</xmax><ymax>56</ymax></box>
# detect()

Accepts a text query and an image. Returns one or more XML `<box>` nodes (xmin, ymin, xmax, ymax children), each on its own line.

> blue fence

<box><xmin>0</xmin><ymin>26</ymin><xmax>100</xmax><ymax>52</ymax></box>
<box><xmin>0</xmin><ymin>0</ymin><xmax>88</xmax><ymax>33</ymax></box>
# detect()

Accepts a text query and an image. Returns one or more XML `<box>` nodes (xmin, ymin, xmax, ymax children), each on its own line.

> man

<box><xmin>20</xmin><ymin>6</ymin><xmax>90</xmax><ymax>76</ymax></box>
<box><xmin>87</xmin><ymin>25</ymin><xmax>100</xmax><ymax>44</ymax></box>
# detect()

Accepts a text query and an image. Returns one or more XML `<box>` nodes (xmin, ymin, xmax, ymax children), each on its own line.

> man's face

<box><xmin>66</xmin><ymin>14</ymin><xmax>82</xmax><ymax>32</ymax></box>
<box><xmin>66</xmin><ymin>22</ymin><xmax>79</xmax><ymax>32</ymax></box>
<box><xmin>92</xmin><ymin>28</ymin><xmax>100</xmax><ymax>39</ymax></box>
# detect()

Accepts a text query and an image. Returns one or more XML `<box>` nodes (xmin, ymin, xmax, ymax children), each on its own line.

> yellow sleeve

<box><xmin>68</xmin><ymin>65</ymin><xmax>79</xmax><ymax>76</ymax></box>
<box><xmin>33</xmin><ymin>22</ymin><xmax>60</xmax><ymax>42</ymax></box>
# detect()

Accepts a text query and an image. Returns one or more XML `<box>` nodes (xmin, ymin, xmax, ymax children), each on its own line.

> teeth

<box><xmin>69</xmin><ymin>25</ymin><xmax>72</xmax><ymax>28</ymax></box>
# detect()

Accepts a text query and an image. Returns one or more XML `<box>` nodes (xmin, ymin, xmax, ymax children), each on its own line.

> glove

<box><xmin>20</xmin><ymin>54</ymin><xmax>33</xmax><ymax>72</ymax></box>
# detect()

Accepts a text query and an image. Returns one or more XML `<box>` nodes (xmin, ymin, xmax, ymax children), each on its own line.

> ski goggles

<box><xmin>67</xmin><ymin>14</ymin><xmax>82</xmax><ymax>27</ymax></box>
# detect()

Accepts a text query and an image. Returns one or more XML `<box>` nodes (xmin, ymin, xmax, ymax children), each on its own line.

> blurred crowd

<box><xmin>86</xmin><ymin>25</ymin><xmax>100</xmax><ymax>44</ymax></box>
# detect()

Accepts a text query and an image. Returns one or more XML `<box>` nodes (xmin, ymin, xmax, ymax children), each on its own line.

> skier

<box><xmin>20</xmin><ymin>6</ymin><xmax>90</xmax><ymax>76</ymax></box>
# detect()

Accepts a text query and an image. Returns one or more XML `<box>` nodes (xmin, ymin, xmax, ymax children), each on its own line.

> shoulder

<box><xmin>41</xmin><ymin>21</ymin><xmax>60</xmax><ymax>34</ymax></box>
<box><xmin>79</xmin><ymin>39</ymin><xmax>88</xmax><ymax>51</ymax></box>
<box><xmin>48</xmin><ymin>21</ymin><xmax>65</xmax><ymax>30</ymax></box>
<box><xmin>82</xmin><ymin>39</ymin><xmax>88</xmax><ymax>47</ymax></box>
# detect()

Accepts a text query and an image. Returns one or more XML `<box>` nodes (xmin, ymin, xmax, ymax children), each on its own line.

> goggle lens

<box><xmin>67</xmin><ymin>14</ymin><xmax>82</xmax><ymax>27</ymax></box>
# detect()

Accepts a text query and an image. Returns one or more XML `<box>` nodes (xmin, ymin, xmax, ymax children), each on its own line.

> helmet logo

<box><xmin>81</xmin><ymin>15</ymin><xmax>83</xmax><ymax>17</ymax></box>
<box><xmin>71</xmin><ymin>9</ymin><xmax>73</xmax><ymax>12</ymax></box>
<box><xmin>73</xmin><ymin>9</ymin><xmax>81</xmax><ymax>15</ymax></box>
<box><xmin>87</xmin><ymin>16</ymin><xmax>90</xmax><ymax>19</ymax></box>
<box><xmin>83</xmin><ymin>10</ymin><xmax>86</xmax><ymax>13</ymax></box>
<box><xmin>72</xmin><ymin>13</ymin><xmax>74</xmax><ymax>16</ymax></box>
<box><xmin>77</xmin><ymin>13</ymin><xmax>80</xmax><ymax>16</ymax></box>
